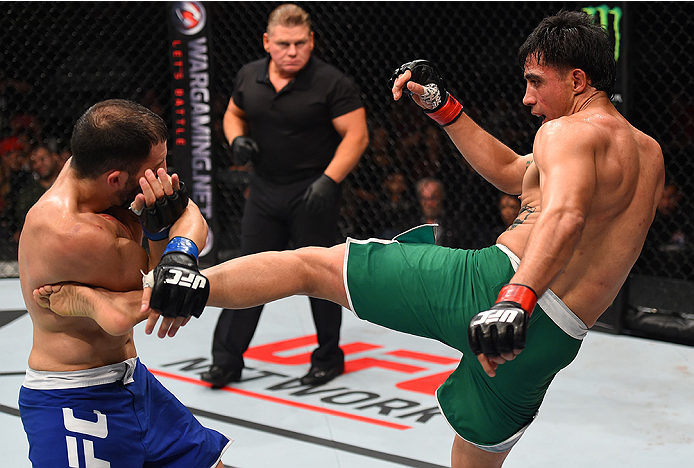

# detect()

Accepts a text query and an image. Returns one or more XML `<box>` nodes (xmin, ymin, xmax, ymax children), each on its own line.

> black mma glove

<box><xmin>132</xmin><ymin>182</ymin><xmax>189</xmax><ymax>241</ymax></box>
<box><xmin>468</xmin><ymin>283</ymin><xmax>538</xmax><ymax>357</ymax></box>
<box><xmin>390</xmin><ymin>59</ymin><xmax>464</xmax><ymax>126</ymax></box>
<box><xmin>302</xmin><ymin>174</ymin><xmax>339</xmax><ymax>214</ymax></box>
<box><xmin>231</xmin><ymin>136</ymin><xmax>259</xmax><ymax>165</ymax></box>
<box><xmin>145</xmin><ymin>237</ymin><xmax>209</xmax><ymax>318</ymax></box>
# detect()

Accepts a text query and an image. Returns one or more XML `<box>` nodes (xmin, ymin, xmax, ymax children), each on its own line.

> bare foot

<box><xmin>33</xmin><ymin>282</ymin><xmax>98</xmax><ymax>318</ymax></box>
<box><xmin>34</xmin><ymin>282</ymin><xmax>184</xmax><ymax>338</ymax></box>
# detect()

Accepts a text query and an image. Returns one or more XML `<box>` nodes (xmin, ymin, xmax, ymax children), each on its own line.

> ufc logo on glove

<box><xmin>164</xmin><ymin>268</ymin><xmax>207</xmax><ymax>289</ymax></box>
<box><xmin>470</xmin><ymin>309</ymin><xmax>520</xmax><ymax>326</ymax></box>
<box><xmin>147</xmin><ymin>237</ymin><xmax>210</xmax><ymax>318</ymax></box>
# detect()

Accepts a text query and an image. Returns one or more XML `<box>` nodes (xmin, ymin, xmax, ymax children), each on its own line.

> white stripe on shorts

<box><xmin>23</xmin><ymin>357</ymin><xmax>138</xmax><ymax>390</ymax></box>
<box><xmin>495</xmin><ymin>244</ymin><xmax>588</xmax><ymax>340</ymax></box>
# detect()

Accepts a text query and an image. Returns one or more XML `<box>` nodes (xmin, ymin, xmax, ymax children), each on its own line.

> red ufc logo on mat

<box><xmin>244</xmin><ymin>335</ymin><xmax>458</xmax><ymax>395</ymax></box>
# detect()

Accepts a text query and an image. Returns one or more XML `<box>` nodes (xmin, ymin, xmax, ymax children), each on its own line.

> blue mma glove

<box><xmin>146</xmin><ymin>237</ymin><xmax>209</xmax><ymax>318</ymax></box>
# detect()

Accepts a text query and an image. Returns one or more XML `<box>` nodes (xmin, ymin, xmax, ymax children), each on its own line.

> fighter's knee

<box><xmin>452</xmin><ymin>435</ymin><xmax>510</xmax><ymax>468</ymax></box>
<box><xmin>297</xmin><ymin>244</ymin><xmax>347</xmax><ymax>304</ymax></box>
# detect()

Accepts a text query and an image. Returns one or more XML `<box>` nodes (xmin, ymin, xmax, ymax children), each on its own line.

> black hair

<box><xmin>69</xmin><ymin>99</ymin><xmax>168</xmax><ymax>178</ymax></box>
<box><xmin>518</xmin><ymin>10</ymin><xmax>616</xmax><ymax>95</ymax></box>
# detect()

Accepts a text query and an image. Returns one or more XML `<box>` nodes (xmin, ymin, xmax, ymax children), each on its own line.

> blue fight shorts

<box><xmin>19</xmin><ymin>357</ymin><xmax>232</xmax><ymax>468</ymax></box>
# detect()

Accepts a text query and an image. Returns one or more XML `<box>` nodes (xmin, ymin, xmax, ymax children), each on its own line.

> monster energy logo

<box><xmin>583</xmin><ymin>4</ymin><xmax>622</xmax><ymax>61</ymax></box>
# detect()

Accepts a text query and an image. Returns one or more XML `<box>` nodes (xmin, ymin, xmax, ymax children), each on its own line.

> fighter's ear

<box><xmin>572</xmin><ymin>68</ymin><xmax>589</xmax><ymax>93</ymax></box>
<box><xmin>106</xmin><ymin>170</ymin><xmax>128</xmax><ymax>190</ymax></box>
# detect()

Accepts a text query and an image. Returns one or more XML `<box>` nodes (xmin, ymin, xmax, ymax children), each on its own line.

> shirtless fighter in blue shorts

<box><xmin>39</xmin><ymin>12</ymin><xmax>663</xmax><ymax>468</ymax></box>
<box><xmin>20</xmin><ymin>99</ymin><xmax>230</xmax><ymax>467</ymax></box>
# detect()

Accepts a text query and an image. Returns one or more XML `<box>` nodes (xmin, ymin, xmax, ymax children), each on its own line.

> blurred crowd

<box><xmin>2</xmin><ymin>68</ymin><xmax>692</xmax><ymax>280</ymax></box>
<box><xmin>1</xmin><ymin>71</ymin><xmax>70</xmax><ymax>258</ymax></box>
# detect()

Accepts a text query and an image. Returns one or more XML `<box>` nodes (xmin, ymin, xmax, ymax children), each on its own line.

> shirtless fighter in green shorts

<box><xmin>38</xmin><ymin>11</ymin><xmax>664</xmax><ymax>468</ymax></box>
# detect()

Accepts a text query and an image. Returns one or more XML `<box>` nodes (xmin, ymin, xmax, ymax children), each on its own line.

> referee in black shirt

<box><xmin>201</xmin><ymin>3</ymin><xmax>368</xmax><ymax>388</ymax></box>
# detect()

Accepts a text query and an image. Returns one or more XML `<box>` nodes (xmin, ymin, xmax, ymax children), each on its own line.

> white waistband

<box><xmin>495</xmin><ymin>244</ymin><xmax>588</xmax><ymax>340</ymax></box>
<box><xmin>23</xmin><ymin>357</ymin><xmax>138</xmax><ymax>390</ymax></box>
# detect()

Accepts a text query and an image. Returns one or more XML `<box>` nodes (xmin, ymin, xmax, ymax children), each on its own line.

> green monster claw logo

<box><xmin>582</xmin><ymin>4</ymin><xmax>622</xmax><ymax>62</ymax></box>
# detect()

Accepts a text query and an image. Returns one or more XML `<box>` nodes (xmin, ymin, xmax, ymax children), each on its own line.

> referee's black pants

<box><xmin>211</xmin><ymin>175</ymin><xmax>345</xmax><ymax>373</ymax></box>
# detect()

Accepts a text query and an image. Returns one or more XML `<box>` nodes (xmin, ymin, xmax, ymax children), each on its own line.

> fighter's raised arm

<box><xmin>391</xmin><ymin>60</ymin><xmax>532</xmax><ymax>195</ymax></box>
<box><xmin>131</xmin><ymin>166</ymin><xmax>211</xmax><ymax>337</ymax></box>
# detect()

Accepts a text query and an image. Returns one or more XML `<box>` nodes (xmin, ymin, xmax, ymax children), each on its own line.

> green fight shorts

<box><xmin>343</xmin><ymin>225</ymin><xmax>587</xmax><ymax>452</ymax></box>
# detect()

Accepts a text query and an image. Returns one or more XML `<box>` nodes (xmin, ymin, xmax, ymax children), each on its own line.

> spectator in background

<box><xmin>13</xmin><ymin>145</ymin><xmax>65</xmax><ymax>239</ymax></box>
<box><xmin>57</xmin><ymin>144</ymin><xmax>71</xmax><ymax>168</ymax></box>
<box><xmin>0</xmin><ymin>69</ymin><xmax>32</xmax><ymax>132</ymax></box>
<box><xmin>0</xmin><ymin>136</ymin><xmax>32</xmax><ymax>242</ymax></box>
<box><xmin>480</xmin><ymin>192</ymin><xmax>523</xmax><ymax>247</ymax></box>
<box><xmin>349</xmin><ymin>122</ymin><xmax>395</xmax><ymax>238</ymax></box>
<box><xmin>415</xmin><ymin>177</ymin><xmax>445</xmax><ymax>225</ymax></box>
<box><xmin>10</xmin><ymin>114</ymin><xmax>43</xmax><ymax>148</ymax></box>
<box><xmin>413</xmin><ymin>177</ymin><xmax>468</xmax><ymax>248</ymax></box>
<box><xmin>353</xmin><ymin>123</ymin><xmax>392</xmax><ymax>202</ymax></box>
<box><xmin>0</xmin><ymin>137</ymin><xmax>21</xmax><ymax>214</ymax></box>
<box><xmin>499</xmin><ymin>193</ymin><xmax>522</xmax><ymax>231</ymax></box>
<box><xmin>409</xmin><ymin>125</ymin><xmax>443</xmax><ymax>181</ymax></box>
<box><xmin>648</xmin><ymin>181</ymin><xmax>690</xmax><ymax>251</ymax></box>
<box><xmin>140</xmin><ymin>88</ymin><xmax>165</xmax><ymax>118</ymax></box>
<box><xmin>378</xmin><ymin>170</ymin><xmax>416</xmax><ymax>239</ymax></box>
<box><xmin>635</xmin><ymin>180</ymin><xmax>694</xmax><ymax>278</ymax></box>
<box><xmin>201</xmin><ymin>3</ymin><xmax>368</xmax><ymax>389</ymax></box>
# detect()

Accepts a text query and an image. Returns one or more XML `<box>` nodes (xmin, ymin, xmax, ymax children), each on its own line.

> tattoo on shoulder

<box><xmin>525</xmin><ymin>160</ymin><xmax>533</xmax><ymax>170</ymax></box>
<box><xmin>507</xmin><ymin>204</ymin><xmax>536</xmax><ymax>231</ymax></box>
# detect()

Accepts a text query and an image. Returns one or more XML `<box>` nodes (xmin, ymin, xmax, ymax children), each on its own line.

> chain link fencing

<box><xmin>2</xmin><ymin>2</ymin><xmax>693</xmax><ymax>341</ymax></box>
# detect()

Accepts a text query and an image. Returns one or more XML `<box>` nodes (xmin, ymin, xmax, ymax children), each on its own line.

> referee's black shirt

<box><xmin>232</xmin><ymin>56</ymin><xmax>364</xmax><ymax>184</ymax></box>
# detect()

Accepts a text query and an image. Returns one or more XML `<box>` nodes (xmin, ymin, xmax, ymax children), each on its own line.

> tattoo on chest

<box><xmin>507</xmin><ymin>204</ymin><xmax>536</xmax><ymax>231</ymax></box>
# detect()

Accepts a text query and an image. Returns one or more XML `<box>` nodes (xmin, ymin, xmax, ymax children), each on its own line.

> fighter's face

<box><xmin>522</xmin><ymin>55</ymin><xmax>575</xmax><ymax>124</ymax></box>
<box><xmin>116</xmin><ymin>141</ymin><xmax>168</xmax><ymax>207</ymax></box>
<box><xmin>264</xmin><ymin>24</ymin><xmax>314</xmax><ymax>77</ymax></box>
